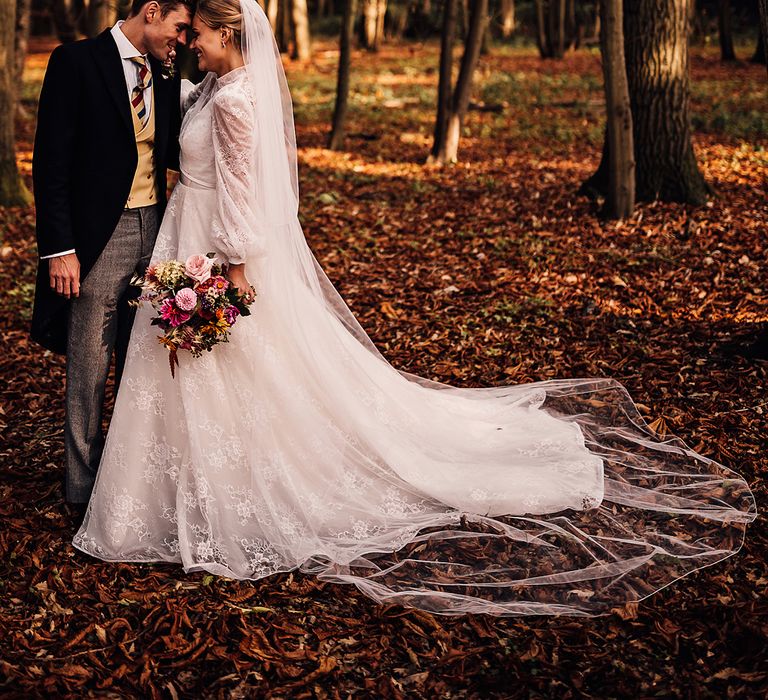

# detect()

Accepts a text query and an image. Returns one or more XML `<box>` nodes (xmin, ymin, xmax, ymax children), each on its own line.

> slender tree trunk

<box><xmin>566</xmin><ymin>0</ymin><xmax>577</xmax><ymax>49</ymax></box>
<box><xmin>759</xmin><ymin>0</ymin><xmax>768</xmax><ymax>77</ymax></box>
<box><xmin>51</xmin><ymin>0</ymin><xmax>82</xmax><ymax>43</ymax></box>
<box><xmin>14</xmin><ymin>0</ymin><xmax>30</xmax><ymax>88</ymax></box>
<box><xmin>591</xmin><ymin>1</ymin><xmax>601</xmax><ymax>42</ymax></box>
<box><xmin>267</xmin><ymin>0</ymin><xmax>279</xmax><ymax>33</ymax></box>
<box><xmin>272</xmin><ymin>0</ymin><xmax>288</xmax><ymax>52</ymax></box>
<box><xmin>600</xmin><ymin>0</ymin><xmax>635</xmax><ymax>218</ymax></box>
<box><xmin>376</xmin><ymin>0</ymin><xmax>386</xmax><ymax>42</ymax></box>
<box><xmin>14</xmin><ymin>0</ymin><xmax>31</xmax><ymax>119</ymax></box>
<box><xmin>431</xmin><ymin>0</ymin><xmax>488</xmax><ymax>164</ymax></box>
<box><xmin>0</xmin><ymin>0</ymin><xmax>32</xmax><ymax>207</ymax></box>
<box><xmin>718</xmin><ymin>0</ymin><xmax>736</xmax><ymax>61</ymax></box>
<box><xmin>290</xmin><ymin>0</ymin><xmax>311</xmax><ymax>59</ymax></box>
<box><xmin>84</xmin><ymin>0</ymin><xmax>117</xmax><ymax>37</ymax></box>
<box><xmin>535</xmin><ymin>0</ymin><xmax>548</xmax><ymax>56</ymax></box>
<box><xmin>549</xmin><ymin>0</ymin><xmax>566</xmax><ymax>57</ymax></box>
<box><xmin>500</xmin><ymin>0</ymin><xmax>515</xmax><ymax>38</ymax></box>
<box><xmin>361</xmin><ymin>0</ymin><xmax>386</xmax><ymax>51</ymax></box>
<box><xmin>536</xmin><ymin>0</ymin><xmax>568</xmax><ymax>58</ymax></box>
<box><xmin>428</xmin><ymin>0</ymin><xmax>458</xmax><ymax>163</ymax></box>
<box><xmin>753</xmin><ymin>27</ymin><xmax>766</xmax><ymax>65</ymax></box>
<box><xmin>328</xmin><ymin>0</ymin><xmax>356</xmax><ymax>150</ymax></box>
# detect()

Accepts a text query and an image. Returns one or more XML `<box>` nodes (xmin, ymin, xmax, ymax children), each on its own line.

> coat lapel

<box><xmin>92</xmin><ymin>29</ymin><xmax>134</xmax><ymax>136</ymax></box>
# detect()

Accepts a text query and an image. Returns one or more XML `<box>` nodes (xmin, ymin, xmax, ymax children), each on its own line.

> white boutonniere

<box><xmin>161</xmin><ymin>49</ymin><xmax>177</xmax><ymax>79</ymax></box>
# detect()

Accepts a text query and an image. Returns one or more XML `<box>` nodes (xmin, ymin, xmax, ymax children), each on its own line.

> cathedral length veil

<box><xmin>193</xmin><ymin>0</ymin><xmax>756</xmax><ymax>616</ymax></box>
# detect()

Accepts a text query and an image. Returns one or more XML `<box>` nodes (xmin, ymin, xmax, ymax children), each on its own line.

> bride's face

<box><xmin>189</xmin><ymin>15</ymin><xmax>227</xmax><ymax>74</ymax></box>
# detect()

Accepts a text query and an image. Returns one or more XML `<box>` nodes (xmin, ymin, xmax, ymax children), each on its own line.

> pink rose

<box><xmin>184</xmin><ymin>254</ymin><xmax>215</xmax><ymax>284</ymax></box>
<box><xmin>174</xmin><ymin>287</ymin><xmax>197</xmax><ymax>312</ymax></box>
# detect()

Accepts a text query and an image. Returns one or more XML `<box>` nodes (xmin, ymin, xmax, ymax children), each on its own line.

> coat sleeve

<box><xmin>32</xmin><ymin>45</ymin><xmax>80</xmax><ymax>258</ymax></box>
<box><xmin>210</xmin><ymin>88</ymin><xmax>265</xmax><ymax>264</ymax></box>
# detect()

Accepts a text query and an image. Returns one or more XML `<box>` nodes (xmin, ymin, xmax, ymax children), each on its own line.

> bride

<box><xmin>73</xmin><ymin>0</ymin><xmax>756</xmax><ymax>616</ymax></box>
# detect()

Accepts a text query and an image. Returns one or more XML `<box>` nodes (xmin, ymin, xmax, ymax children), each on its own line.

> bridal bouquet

<box><xmin>131</xmin><ymin>253</ymin><xmax>254</xmax><ymax>377</ymax></box>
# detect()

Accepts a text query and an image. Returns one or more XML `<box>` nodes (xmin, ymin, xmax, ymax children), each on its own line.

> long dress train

<box><xmin>72</xmin><ymin>62</ymin><xmax>756</xmax><ymax>617</ymax></box>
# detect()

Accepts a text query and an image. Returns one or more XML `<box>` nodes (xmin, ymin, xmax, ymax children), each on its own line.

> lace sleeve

<box><xmin>210</xmin><ymin>86</ymin><xmax>265</xmax><ymax>264</ymax></box>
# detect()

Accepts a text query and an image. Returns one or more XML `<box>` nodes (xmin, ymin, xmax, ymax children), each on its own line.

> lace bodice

<box><xmin>177</xmin><ymin>68</ymin><xmax>264</xmax><ymax>263</ymax></box>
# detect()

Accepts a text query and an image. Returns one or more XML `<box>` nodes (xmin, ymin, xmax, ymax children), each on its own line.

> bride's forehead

<box><xmin>191</xmin><ymin>15</ymin><xmax>211</xmax><ymax>31</ymax></box>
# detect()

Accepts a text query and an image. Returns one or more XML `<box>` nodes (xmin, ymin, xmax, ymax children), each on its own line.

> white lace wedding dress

<box><xmin>72</xmin><ymin>65</ymin><xmax>755</xmax><ymax>616</ymax></box>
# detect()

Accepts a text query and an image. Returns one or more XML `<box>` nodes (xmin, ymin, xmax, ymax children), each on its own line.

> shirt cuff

<box><xmin>40</xmin><ymin>249</ymin><xmax>76</xmax><ymax>260</ymax></box>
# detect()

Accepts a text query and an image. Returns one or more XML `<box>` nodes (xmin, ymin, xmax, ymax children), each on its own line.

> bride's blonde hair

<box><xmin>195</xmin><ymin>0</ymin><xmax>243</xmax><ymax>51</ymax></box>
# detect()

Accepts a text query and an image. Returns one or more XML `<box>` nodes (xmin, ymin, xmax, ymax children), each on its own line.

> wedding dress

<box><xmin>72</xmin><ymin>0</ymin><xmax>755</xmax><ymax>616</ymax></box>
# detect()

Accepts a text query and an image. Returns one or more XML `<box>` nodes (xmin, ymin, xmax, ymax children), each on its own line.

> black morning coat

<box><xmin>30</xmin><ymin>28</ymin><xmax>182</xmax><ymax>354</ymax></box>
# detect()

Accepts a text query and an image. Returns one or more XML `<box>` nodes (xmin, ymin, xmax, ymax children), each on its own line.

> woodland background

<box><xmin>1</xmin><ymin>0</ymin><xmax>767</xmax><ymax>697</ymax></box>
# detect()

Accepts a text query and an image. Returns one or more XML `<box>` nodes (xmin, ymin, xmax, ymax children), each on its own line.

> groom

<box><xmin>31</xmin><ymin>0</ymin><xmax>194</xmax><ymax>514</ymax></box>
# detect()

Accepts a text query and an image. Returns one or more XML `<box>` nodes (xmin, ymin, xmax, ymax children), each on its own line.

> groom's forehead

<box><xmin>165</xmin><ymin>6</ymin><xmax>193</xmax><ymax>24</ymax></box>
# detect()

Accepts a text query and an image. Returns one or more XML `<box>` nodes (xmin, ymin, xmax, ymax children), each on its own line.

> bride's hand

<box><xmin>227</xmin><ymin>263</ymin><xmax>256</xmax><ymax>303</ymax></box>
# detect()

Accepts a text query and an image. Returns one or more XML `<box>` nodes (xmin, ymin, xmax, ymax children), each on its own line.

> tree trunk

<box><xmin>14</xmin><ymin>0</ymin><xmax>30</xmax><ymax>88</ymax></box>
<box><xmin>317</xmin><ymin>0</ymin><xmax>334</xmax><ymax>17</ymax></box>
<box><xmin>431</xmin><ymin>0</ymin><xmax>488</xmax><ymax>164</ymax></box>
<box><xmin>759</xmin><ymin>0</ymin><xmax>768</xmax><ymax>77</ymax></box>
<box><xmin>428</xmin><ymin>0</ymin><xmax>458</xmax><ymax>163</ymax></box>
<box><xmin>13</xmin><ymin>0</ymin><xmax>31</xmax><ymax>119</ymax></box>
<box><xmin>273</xmin><ymin>0</ymin><xmax>289</xmax><ymax>52</ymax></box>
<box><xmin>328</xmin><ymin>0</ymin><xmax>356</xmax><ymax>150</ymax></box>
<box><xmin>536</xmin><ymin>0</ymin><xmax>568</xmax><ymax>58</ymax></box>
<box><xmin>290</xmin><ymin>0</ymin><xmax>311</xmax><ymax>59</ymax></box>
<box><xmin>591</xmin><ymin>1</ymin><xmax>601</xmax><ymax>42</ymax></box>
<box><xmin>51</xmin><ymin>0</ymin><xmax>83</xmax><ymax>43</ymax></box>
<box><xmin>500</xmin><ymin>0</ymin><xmax>515</xmax><ymax>38</ymax></box>
<box><xmin>83</xmin><ymin>0</ymin><xmax>117</xmax><ymax>38</ymax></box>
<box><xmin>599</xmin><ymin>0</ymin><xmax>635</xmax><ymax>218</ymax></box>
<box><xmin>267</xmin><ymin>0</ymin><xmax>279</xmax><ymax>33</ymax></box>
<box><xmin>752</xmin><ymin>27</ymin><xmax>766</xmax><ymax>66</ymax></box>
<box><xmin>549</xmin><ymin>0</ymin><xmax>566</xmax><ymax>57</ymax></box>
<box><xmin>361</xmin><ymin>0</ymin><xmax>386</xmax><ymax>51</ymax></box>
<box><xmin>627</xmin><ymin>0</ymin><xmax>708</xmax><ymax>204</ymax></box>
<box><xmin>565</xmin><ymin>0</ymin><xmax>577</xmax><ymax>49</ymax></box>
<box><xmin>0</xmin><ymin>0</ymin><xmax>32</xmax><ymax>207</ymax></box>
<box><xmin>534</xmin><ymin>0</ymin><xmax>548</xmax><ymax>56</ymax></box>
<box><xmin>718</xmin><ymin>0</ymin><xmax>736</xmax><ymax>61</ymax></box>
<box><xmin>584</xmin><ymin>0</ymin><xmax>708</xmax><ymax>205</ymax></box>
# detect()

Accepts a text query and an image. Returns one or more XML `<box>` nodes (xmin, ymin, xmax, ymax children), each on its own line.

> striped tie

<box><xmin>129</xmin><ymin>56</ymin><xmax>152</xmax><ymax>126</ymax></box>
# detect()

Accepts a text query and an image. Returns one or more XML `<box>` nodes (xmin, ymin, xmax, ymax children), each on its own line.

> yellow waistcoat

<box><xmin>125</xmin><ymin>83</ymin><xmax>157</xmax><ymax>209</ymax></box>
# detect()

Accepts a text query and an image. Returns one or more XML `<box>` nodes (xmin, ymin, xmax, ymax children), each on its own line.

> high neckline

<box><xmin>217</xmin><ymin>65</ymin><xmax>247</xmax><ymax>87</ymax></box>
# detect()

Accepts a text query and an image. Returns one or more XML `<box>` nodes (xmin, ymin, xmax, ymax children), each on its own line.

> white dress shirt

<box><xmin>41</xmin><ymin>21</ymin><xmax>153</xmax><ymax>260</ymax></box>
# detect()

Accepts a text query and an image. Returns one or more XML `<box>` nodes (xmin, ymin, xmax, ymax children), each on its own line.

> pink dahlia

<box><xmin>160</xmin><ymin>299</ymin><xmax>191</xmax><ymax>327</ymax></box>
<box><xmin>174</xmin><ymin>287</ymin><xmax>197</xmax><ymax>312</ymax></box>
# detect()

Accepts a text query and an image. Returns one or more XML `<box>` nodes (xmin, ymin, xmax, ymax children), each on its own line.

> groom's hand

<box><xmin>49</xmin><ymin>253</ymin><xmax>81</xmax><ymax>299</ymax></box>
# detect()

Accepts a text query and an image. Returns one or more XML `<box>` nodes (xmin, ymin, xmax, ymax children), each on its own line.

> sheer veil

<box><xmin>227</xmin><ymin>0</ymin><xmax>756</xmax><ymax>616</ymax></box>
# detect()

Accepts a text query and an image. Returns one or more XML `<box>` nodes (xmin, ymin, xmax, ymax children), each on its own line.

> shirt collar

<box><xmin>111</xmin><ymin>20</ymin><xmax>148</xmax><ymax>62</ymax></box>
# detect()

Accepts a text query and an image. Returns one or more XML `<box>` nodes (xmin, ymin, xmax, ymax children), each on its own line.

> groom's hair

<box><xmin>130</xmin><ymin>0</ymin><xmax>196</xmax><ymax>18</ymax></box>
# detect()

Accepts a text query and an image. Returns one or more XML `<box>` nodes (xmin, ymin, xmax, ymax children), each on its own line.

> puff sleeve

<box><xmin>210</xmin><ymin>86</ymin><xmax>265</xmax><ymax>264</ymax></box>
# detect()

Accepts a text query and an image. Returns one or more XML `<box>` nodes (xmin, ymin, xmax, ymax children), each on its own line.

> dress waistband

<box><xmin>180</xmin><ymin>173</ymin><xmax>215</xmax><ymax>190</ymax></box>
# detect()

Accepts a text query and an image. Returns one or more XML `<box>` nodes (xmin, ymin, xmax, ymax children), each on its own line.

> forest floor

<box><xmin>1</xmin><ymin>38</ymin><xmax>766</xmax><ymax>698</ymax></box>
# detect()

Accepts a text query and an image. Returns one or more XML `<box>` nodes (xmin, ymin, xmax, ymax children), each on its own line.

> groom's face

<box><xmin>144</xmin><ymin>4</ymin><xmax>192</xmax><ymax>61</ymax></box>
